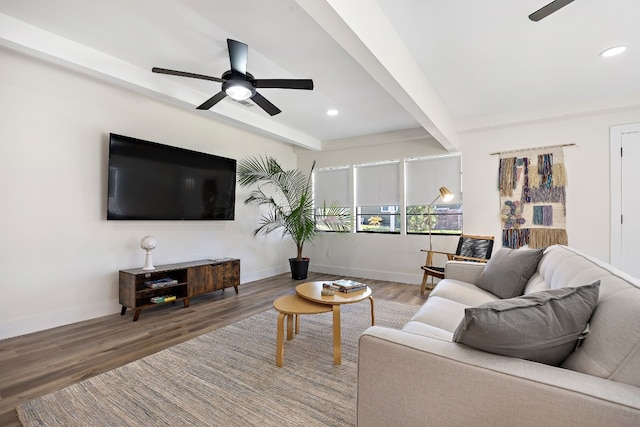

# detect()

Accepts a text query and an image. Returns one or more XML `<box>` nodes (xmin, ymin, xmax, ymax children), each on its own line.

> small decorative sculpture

<box><xmin>321</xmin><ymin>283</ymin><xmax>336</xmax><ymax>296</ymax></box>
<box><xmin>140</xmin><ymin>235</ymin><xmax>157</xmax><ymax>270</ymax></box>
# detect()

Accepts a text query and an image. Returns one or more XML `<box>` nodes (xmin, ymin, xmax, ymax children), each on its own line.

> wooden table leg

<box><xmin>369</xmin><ymin>296</ymin><xmax>375</xmax><ymax>326</ymax></box>
<box><xmin>286</xmin><ymin>313</ymin><xmax>294</xmax><ymax>340</ymax></box>
<box><xmin>273</xmin><ymin>294</ymin><xmax>334</xmax><ymax>367</ymax></box>
<box><xmin>276</xmin><ymin>312</ymin><xmax>285</xmax><ymax>367</ymax></box>
<box><xmin>332</xmin><ymin>304</ymin><xmax>341</xmax><ymax>365</ymax></box>
<box><xmin>133</xmin><ymin>309</ymin><xmax>141</xmax><ymax>322</ymax></box>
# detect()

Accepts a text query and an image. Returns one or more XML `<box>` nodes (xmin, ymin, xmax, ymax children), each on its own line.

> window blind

<box><xmin>405</xmin><ymin>155</ymin><xmax>461</xmax><ymax>206</ymax></box>
<box><xmin>355</xmin><ymin>161</ymin><xmax>400</xmax><ymax>206</ymax></box>
<box><xmin>313</xmin><ymin>167</ymin><xmax>351</xmax><ymax>207</ymax></box>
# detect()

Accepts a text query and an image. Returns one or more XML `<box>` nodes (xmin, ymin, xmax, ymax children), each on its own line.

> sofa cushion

<box><xmin>453</xmin><ymin>281</ymin><xmax>600</xmax><ymax>366</ymax></box>
<box><xmin>562</xmin><ymin>285</ymin><xmax>640</xmax><ymax>387</ymax></box>
<box><xmin>402</xmin><ymin>321</ymin><xmax>454</xmax><ymax>341</ymax></box>
<box><xmin>411</xmin><ymin>296</ymin><xmax>469</xmax><ymax>333</ymax></box>
<box><xmin>430</xmin><ymin>279</ymin><xmax>499</xmax><ymax>306</ymax></box>
<box><xmin>523</xmin><ymin>272</ymin><xmax>550</xmax><ymax>295</ymax></box>
<box><xmin>476</xmin><ymin>247</ymin><xmax>544</xmax><ymax>298</ymax></box>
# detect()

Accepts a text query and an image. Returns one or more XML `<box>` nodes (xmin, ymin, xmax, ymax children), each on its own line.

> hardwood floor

<box><xmin>0</xmin><ymin>272</ymin><xmax>425</xmax><ymax>426</ymax></box>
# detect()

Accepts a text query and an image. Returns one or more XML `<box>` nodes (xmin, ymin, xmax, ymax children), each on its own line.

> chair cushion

<box><xmin>422</xmin><ymin>266</ymin><xmax>445</xmax><ymax>274</ymax></box>
<box><xmin>475</xmin><ymin>247</ymin><xmax>544</xmax><ymax>298</ymax></box>
<box><xmin>452</xmin><ymin>281</ymin><xmax>600</xmax><ymax>366</ymax></box>
<box><xmin>458</xmin><ymin>237</ymin><xmax>493</xmax><ymax>259</ymax></box>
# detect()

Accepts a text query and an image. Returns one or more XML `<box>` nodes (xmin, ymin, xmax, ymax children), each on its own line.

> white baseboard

<box><xmin>240</xmin><ymin>265</ymin><xmax>289</xmax><ymax>283</ymax></box>
<box><xmin>309</xmin><ymin>263</ymin><xmax>422</xmax><ymax>285</ymax></box>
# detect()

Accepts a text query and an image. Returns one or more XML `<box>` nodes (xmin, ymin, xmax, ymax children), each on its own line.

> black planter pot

<box><xmin>289</xmin><ymin>258</ymin><xmax>310</xmax><ymax>280</ymax></box>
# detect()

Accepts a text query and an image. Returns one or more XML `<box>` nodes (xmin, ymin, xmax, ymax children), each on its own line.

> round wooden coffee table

<box><xmin>272</xmin><ymin>294</ymin><xmax>332</xmax><ymax>367</ymax></box>
<box><xmin>296</xmin><ymin>281</ymin><xmax>374</xmax><ymax>365</ymax></box>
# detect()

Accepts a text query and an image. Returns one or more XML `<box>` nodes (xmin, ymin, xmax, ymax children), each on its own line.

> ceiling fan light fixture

<box><xmin>154</xmin><ymin>39</ymin><xmax>313</xmax><ymax>115</ymax></box>
<box><xmin>600</xmin><ymin>45</ymin><xmax>628</xmax><ymax>58</ymax></box>
<box><xmin>223</xmin><ymin>80</ymin><xmax>255</xmax><ymax>101</ymax></box>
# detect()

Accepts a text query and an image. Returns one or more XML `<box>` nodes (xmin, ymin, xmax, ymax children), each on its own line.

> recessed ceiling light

<box><xmin>600</xmin><ymin>45</ymin><xmax>627</xmax><ymax>58</ymax></box>
<box><xmin>326</xmin><ymin>109</ymin><xmax>339</xmax><ymax>116</ymax></box>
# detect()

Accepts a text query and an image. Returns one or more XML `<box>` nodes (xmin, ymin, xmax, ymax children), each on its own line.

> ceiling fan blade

<box><xmin>227</xmin><ymin>39</ymin><xmax>248</xmax><ymax>75</ymax></box>
<box><xmin>529</xmin><ymin>0</ymin><xmax>575</xmax><ymax>22</ymax></box>
<box><xmin>152</xmin><ymin>67</ymin><xmax>224</xmax><ymax>83</ymax></box>
<box><xmin>251</xmin><ymin>92</ymin><xmax>281</xmax><ymax>116</ymax></box>
<box><xmin>253</xmin><ymin>79</ymin><xmax>314</xmax><ymax>90</ymax></box>
<box><xmin>196</xmin><ymin>91</ymin><xmax>227</xmax><ymax>110</ymax></box>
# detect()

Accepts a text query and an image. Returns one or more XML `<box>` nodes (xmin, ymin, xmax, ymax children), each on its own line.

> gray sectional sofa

<box><xmin>357</xmin><ymin>245</ymin><xmax>640</xmax><ymax>426</ymax></box>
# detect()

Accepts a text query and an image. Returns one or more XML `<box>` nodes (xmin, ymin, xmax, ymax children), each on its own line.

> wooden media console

<box><xmin>119</xmin><ymin>258</ymin><xmax>240</xmax><ymax>321</ymax></box>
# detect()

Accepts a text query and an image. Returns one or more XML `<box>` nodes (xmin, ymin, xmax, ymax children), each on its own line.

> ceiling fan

<box><xmin>152</xmin><ymin>39</ymin><xmax>314</xmax><ymax>116</ymax></box>
<box><xmin>529</xmin><ymin>0</ymin><xmax>575</xmax><ymax>22</ymax></box>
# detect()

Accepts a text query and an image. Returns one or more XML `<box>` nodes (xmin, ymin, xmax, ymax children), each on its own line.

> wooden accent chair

<box><xmin>420</xmin><ymin>234</ymin><xmax>495</xmax><ymax>295</ymax></box>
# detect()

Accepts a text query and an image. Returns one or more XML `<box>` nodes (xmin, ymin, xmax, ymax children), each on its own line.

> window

<box><xmin>355</xmin><ymin>161</ymin><xmax>401</xmax><ymax>233</ymax></box>
<box><xmin>313</xmin><ymin>166</ymin><xmax>352</xmax><ymax>231</ymax></box>
<box><xmin>405</xmin><ymin>155</ymin><xmax>462</xmax><ymax>235</ymax></box>
<box><xmin>311</xmin><ymin>154</ymin><xmax>463</xmax><ymax>235</ymax></box>
<box><xmin>380</xmin><ymin>205</ymin><xmax>398</xmax><ymax>213</ymax></box>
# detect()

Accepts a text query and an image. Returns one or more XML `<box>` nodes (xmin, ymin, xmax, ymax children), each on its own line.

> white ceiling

<box><xmin>1</xmin><ymin>0</ymin><xmax>639</xmax><ymax>151</ymax></box>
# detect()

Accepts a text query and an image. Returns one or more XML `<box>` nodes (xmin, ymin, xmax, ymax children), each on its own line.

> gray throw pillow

<box><xmin>453</xmin><ymin>281</ymin><xmax>600</xmax><ymax>366</ymax></box>
<box><xmin>475</xmin><ymin>248</ymin><xmax>544</xmax><ymax>298</ymax></box>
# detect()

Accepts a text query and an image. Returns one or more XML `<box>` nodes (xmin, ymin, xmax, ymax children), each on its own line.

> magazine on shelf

<box><xmin>144</xmin><ymin>278</ymin><xmax>178</xmax><ymax>289</ymax></box>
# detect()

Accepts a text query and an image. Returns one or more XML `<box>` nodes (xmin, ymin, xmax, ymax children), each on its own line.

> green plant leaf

<box><xmin>237</xmin><ymin>156</ymin><xmax>349</xmax><ymax>260</ymax></box>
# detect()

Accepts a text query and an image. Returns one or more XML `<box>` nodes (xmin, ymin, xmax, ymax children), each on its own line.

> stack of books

<box><xmin>144</xmin><ymin>277</ymin><xmax>178</xmax><ymax>289</ymax></box>
<box><xmin>150</xmin><ymin>295</ymin><xmax>177</xmax><ymax>304</ymax></box>
<box><xmin>327</xmin><ymin>279</ymin><xmax>367</xmax><ymax>293</ymax></box>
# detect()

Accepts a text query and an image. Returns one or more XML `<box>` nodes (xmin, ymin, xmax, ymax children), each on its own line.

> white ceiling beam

<box><xmin>295</xmin><ymin>0</ymin><xmax>458</xmax><ymax>151</ymax></box>
<box><xmin>0</xmin><ymin>12</ymin><xmax>322</xmax><ymax>151</ymax></box>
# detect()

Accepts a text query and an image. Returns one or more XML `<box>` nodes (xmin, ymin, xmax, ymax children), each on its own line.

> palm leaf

<box><xmin>237</xmin><ymin>156</ymin><xmax>349</xmax><ymax>260</ymax></box>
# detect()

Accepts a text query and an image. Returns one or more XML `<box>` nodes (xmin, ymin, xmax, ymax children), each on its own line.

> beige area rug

<box><xmin>18</xmin><ymin>298</ymin><xmax>418</xmax><ymax>426</ymax></box>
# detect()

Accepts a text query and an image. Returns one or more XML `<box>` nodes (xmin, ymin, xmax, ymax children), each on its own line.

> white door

<box><xmin>611</xmin><ymin>123</ymin><xmax>640</xmax><ymax>276</ymax></box>
<box><xmin>621</xmin><ymin>132</ymin><xmax>640</xmax><ymax>277</ymax></box>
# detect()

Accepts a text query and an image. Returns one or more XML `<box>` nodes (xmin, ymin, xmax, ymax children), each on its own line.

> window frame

<box><xmin>311</xmin><ymin>154</ymin><xmax>463</xmax><ymax>236</ymax></box>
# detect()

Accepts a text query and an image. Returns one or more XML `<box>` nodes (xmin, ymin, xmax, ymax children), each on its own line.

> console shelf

<box><xmin>119</xmin><ymin>258</ymin><xmax>240</xmax><ymax>321</ymax></box>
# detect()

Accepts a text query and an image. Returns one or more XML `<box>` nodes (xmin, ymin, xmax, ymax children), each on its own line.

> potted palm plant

<box><xmin>237</xmin><ymin>155</ymin><xmax>350</xmax><ymax>279</ymax></box>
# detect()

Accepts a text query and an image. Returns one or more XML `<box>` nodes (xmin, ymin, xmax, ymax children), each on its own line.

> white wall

<box><xmin>0</xmin><ymin>47</ymin><xmax>297</xmax><ymax>339</ymax></box>
<box><xmin>461</xmin><ymin>108</ymin><xmax>640</xmax><ymax>263</ymax></box>
<box><xmin>299</xmin><ymin>107</ymin><xmax>640</xmax><ymax>284</ymax></box>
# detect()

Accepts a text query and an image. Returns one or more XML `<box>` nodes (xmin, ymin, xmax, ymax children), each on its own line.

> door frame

<box><xmin>610</xmin><ymin>123</ymin><xmax>640</xmax><ymax>268</ymax></box>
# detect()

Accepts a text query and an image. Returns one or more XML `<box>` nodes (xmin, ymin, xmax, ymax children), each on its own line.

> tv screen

<box><xmin>107</xmin><ymin>133</ymin><xmax>236</xmax><ymax>220</ymax></box>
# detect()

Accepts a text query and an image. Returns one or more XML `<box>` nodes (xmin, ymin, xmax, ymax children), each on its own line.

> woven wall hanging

<box><xmin>497</xmin><ymin>145</ymin><xmax>569</xmax><ymax>249</ymax></box>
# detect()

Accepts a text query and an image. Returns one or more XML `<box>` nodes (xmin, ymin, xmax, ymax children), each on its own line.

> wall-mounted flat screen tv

<box><xmin>107</xmin><ymin>133</ymin><xmax>236</xmax><ymax>220</ymax></box>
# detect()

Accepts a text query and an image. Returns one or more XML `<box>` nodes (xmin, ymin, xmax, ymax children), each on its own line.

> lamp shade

<box><xmin>439</xmin><ymin>186</ymin><xmax>454</xmax><ymax>202</ymax></box>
